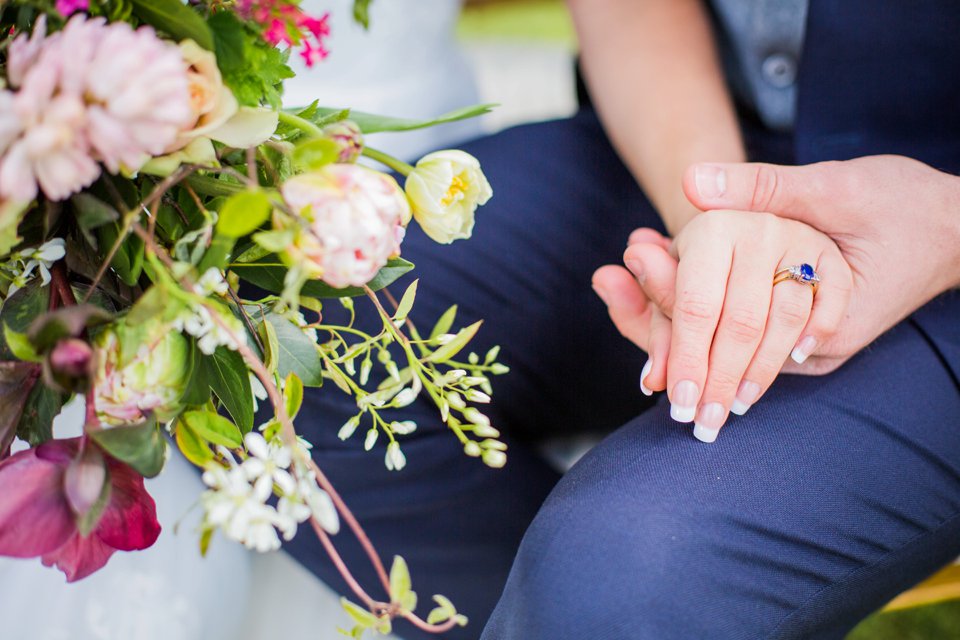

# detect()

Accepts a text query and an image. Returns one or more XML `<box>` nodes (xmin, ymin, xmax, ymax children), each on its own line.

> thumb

<box><xmin>682</xmin><ymin>161</ymin><xmax>825</xmax><ymax>223</ymax></box>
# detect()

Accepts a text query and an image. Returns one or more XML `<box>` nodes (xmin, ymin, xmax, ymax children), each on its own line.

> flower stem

<box><xmin>362</xmin><ymin>147</ymin><xmax>415</xmax><ymax>177</ymax></box>
<box><xmin>277</xmin><ymin>110</ymin><xmax>326</xmax><ymax>138</ymax></box>
<box><xmin>185</xmin><ymin>175</ymin><xmax>247</xmax><ymax>198</ymax></box>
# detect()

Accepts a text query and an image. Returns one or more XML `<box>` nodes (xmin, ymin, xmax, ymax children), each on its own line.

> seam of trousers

<box><xmin>908</xmin><ymin>315</ymin><xmax>960</xmax><ymax>390</ymax></box>
<box><xmin>766</xmin><ymin>506</ymin><xmax>960</xmax><ymax>638</ymax></box>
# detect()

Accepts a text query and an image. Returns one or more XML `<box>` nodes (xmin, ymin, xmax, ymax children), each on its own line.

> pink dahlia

<box><xmin>0</xmin><ymin>16</ymin><xmax>192</xmax><ymax>202</ymax></box>
<box><xmin>282</xmin><ymin>165</ymin><xmax>410</xmax><ymax>288</ymax></box>
<box><xmin>0</xmin><ymin>438</ymin><xmax>161</xmax><ymax>582</ymax></box>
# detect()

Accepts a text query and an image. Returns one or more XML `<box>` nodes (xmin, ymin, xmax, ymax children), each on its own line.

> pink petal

<box><xmin>95</xmin><ymin>458</ymin><xmax>160</xmax><ymax>551</ymax></box>
<box><xmin>41</xmin><ymin>531</ymin><xmax>115</xmax><ymax>582</ymax></box>
<box><xmin>0</xmin><ymin>446</ymin><xmax>75</xmax><ymax>557</ymax></box>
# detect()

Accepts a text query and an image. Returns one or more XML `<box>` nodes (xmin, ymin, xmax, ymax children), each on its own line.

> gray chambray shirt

<box><xmin>710</xmin><ymin>0</ymin><xmax>809</xmax><ymax>131</ymax></box>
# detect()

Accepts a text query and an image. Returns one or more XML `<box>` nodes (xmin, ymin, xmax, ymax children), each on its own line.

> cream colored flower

<box><xmin>404</xmin><ymin>150</ymin><xmax>492</xmax><ymax>244</ymax></box>
<box><xmin>144</xmin><ymin>40</ymin><xmax>278</xmax><ymax>175</ymax></box>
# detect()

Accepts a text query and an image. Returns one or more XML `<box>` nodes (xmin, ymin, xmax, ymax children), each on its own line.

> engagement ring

<box><xmin>773</xmin><ymin>263</ymin><xmax>820</xmax><ymax>294</ymax></box>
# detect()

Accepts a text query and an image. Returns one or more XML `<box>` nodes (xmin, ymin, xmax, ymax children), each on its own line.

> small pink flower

<box><xmin>282</xmin><ymin>165</ymin><xmax>410</xmax><ymax>288</ymax></box>
<box><xmin>0</xmin><ymin>438</ymin><xmax>161</xmax><ymax>582</ymax></box>
<box><xmin>55</xmin><ymin>0</ymin><xmax>89</xmax><ymax>16</ymax></box>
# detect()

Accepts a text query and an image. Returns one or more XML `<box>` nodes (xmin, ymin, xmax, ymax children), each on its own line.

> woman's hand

<box><xmin>594</xmin><ymin>213</ymin><xmax>853</xmax><ymax>443</ymax></box>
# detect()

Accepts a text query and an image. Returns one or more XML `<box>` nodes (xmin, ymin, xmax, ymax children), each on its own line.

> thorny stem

<box><xmin>129</xmin><ymin>223</ymin><xmax>456</xmax><ymax>632</ymax></box>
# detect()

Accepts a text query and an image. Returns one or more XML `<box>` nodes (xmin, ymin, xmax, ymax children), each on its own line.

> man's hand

<box><xmin>679</xmin><ymin>155</ymin><xmax>960</xmax><ymax>365</ymax></box>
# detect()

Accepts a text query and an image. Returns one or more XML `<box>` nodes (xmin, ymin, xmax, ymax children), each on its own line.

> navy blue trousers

<box><xmin>285</xmin><ymin>111</ymin><xmax>960</xmax><ymax>639</ymax></box>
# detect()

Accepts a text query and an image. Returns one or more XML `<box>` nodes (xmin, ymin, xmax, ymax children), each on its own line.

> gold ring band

<box><xmin>773</xmin><ymin>263</ymin><xmax>820</xmax><ymax>295</ymax></box>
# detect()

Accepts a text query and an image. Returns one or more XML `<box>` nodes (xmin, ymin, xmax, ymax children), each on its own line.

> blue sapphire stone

<box><xmin>799</xmin><ymin>263</ymin><xmax>816</xmax><ymax>282</ymax></box>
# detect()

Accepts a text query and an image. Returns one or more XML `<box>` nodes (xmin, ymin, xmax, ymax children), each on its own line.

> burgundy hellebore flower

<box><xmin>0</xmin><ymin>437</ymin><xmax>160</xmax><ymax>581</ymax></box>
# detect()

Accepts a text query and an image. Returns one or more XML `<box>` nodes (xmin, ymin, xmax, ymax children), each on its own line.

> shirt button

<box><xmin>761</xmin><ymin>53</ymin><xmax>797</xmax><ymax>88</ymax></box>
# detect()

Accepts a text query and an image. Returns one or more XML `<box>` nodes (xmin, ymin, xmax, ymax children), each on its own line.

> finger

<box><xmin>623</xmin><ymin>242</ymin><xmax>678</xmax><ymax>317</ymax></box>
<box><xmin>640</xmin><ymin>306</ymin><xmax>672</xmax><ymax>395</ymax></box>
<box><xmin>731</xmin><ymin>261</ymin><xmax>814</xmax><ymax>416</ymax></box>
<box><xmin>789</xmin><ymin>251</ymin><xmax>853</xmax><ymax>364</ymax></box>
<box><xmin>682</xmin><ymin>162</ymin><xmax>824</xmax><ymax>221</ymax></box>
<box><xmin>693</xmin><ymin>248</ymin><xmax>775</xmax><ymax>443</ymax></box>
<box><xmin>666</xmin><ymin>238</ymin><xmax>731</xmax><ymax>425</ymax></box>
<box><xmin>628</xmin><ymin>227</ymin><xmax>672</xmax><ymax>250</ymax></box>
<box><xmin>592</xmin><ymin>265</ymin><xmax>653</xmax><ymax>351</ymax></box>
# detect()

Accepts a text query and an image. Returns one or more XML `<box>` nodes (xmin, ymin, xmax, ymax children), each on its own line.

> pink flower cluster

<box><xmin>0</xmin><ymin>16</ymin><xmax>193</xmax><ymax>203</ymax></box>
<box><xmin>235</xmin><ymin>0</ymin><xmax>331</xmax><ymax>67</ymax></box>
<box><xmin>55</xmin><ymin>0</ymin><xmax>89</xmax><ymax>16</ymax></box>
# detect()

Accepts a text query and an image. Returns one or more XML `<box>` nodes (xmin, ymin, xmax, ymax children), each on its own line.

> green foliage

<box><xmin>0</xmin><ymin>362</ymin><xmax>39</xmax><ymax>455</ymax></box>
<box><xmin>291</xmin><ymin>138</ymin><xmax>340</xmax><ymax>172</ymax></box>
<box><xmin>181</xmin><ymin>410</ymin><xmax>243</xmax><ymax>449</ymax></box>
<box><xmin>209</xmin><ymin>10</ymin><xmax>293</xmax><ymax>109</ymax></box>
<box><xmin>129</xmin><ymin>0</ymin><xmax>213</xmax><ymax>50</ymax></box>
<box><xmin>216</xmin><ymin>191</ymin><xmax>273</xmax><ymax>238</ymax></box>
<box><xmin>389</xmin><ymin>555</ymin><xmax>418</xmax><ymax>612</ymax></box>
<box><xmin>311</xmin><ymin>104</ymin><xmax>496</xmax><ymax>134</ymax></box>
<box><xmin>352</xmin><ymin>0</ymin><xmax>374</xmax><ymax>29</ymax></box>
<box><xmin>236</xmin><ymin>257</ymin><xmax>415</xmax><ymax>299</ymax></box>
<box><xmin>16</xmin><ymin>382</ymin><xmax>62</xmax><ymax>447</ymax></box>
<box><xmin>204</xmin><ymin>347</ymin><xmax>255</xmax><ymax>433</ymax></box>
<box><xmin>0</xmin><ymin>281</ymin><xmax>49</xmax><ymax>360</ymax></box>
<box><xmin>91</xmin><ymin>416</ymin><xmax>168</xmax><ymax>478</ymax></box>
<box><xmin>265</xmin><ymin>313</ymin><xmax>325</xmax><ymax>387</ymax></box>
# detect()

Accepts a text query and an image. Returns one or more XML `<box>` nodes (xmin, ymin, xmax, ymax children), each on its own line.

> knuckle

<box><xmin>775</xmin><ymin>297</ymin><xmax>811</xmax><ymax>329</ymax></box>
<box><xmin>721</xmin><ymin>308</ymin><xmax>766</xmax><ymax>343</ymax></box>
<box><xmin>749</xmin><ymin>165</ymin><xmax>781</xmax><ymax>212</ymax></box>
<box><xmin>706</xmin><ymin>367</ymin><xmax>743</xmax><ymax>392</ymax></box>
<box><xmin>676</xmin><ymin>293</ymin><xmax>721</xmax><ymax>326</ymax></box>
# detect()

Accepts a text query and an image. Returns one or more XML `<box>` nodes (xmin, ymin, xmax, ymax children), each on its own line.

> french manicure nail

<box><xmin>693</xmin><ymin>402</ymin><xmax>724</xmax><ymax>443</ymax></box>
<box><xmin>670</xmin><ymin>380</ymin><xmax>699</xmax><ymax>422</ymax></box>
<box><xmin>624</xmin><ymin>259</ymin><xmax>646</xmax><ymax>285</ymax></box>
<box><xmin>791</xmin><ymin>336</ymin><xmax>818</xmax><ymax>364</ymax></box>
<box><xmin>640</xmin><ymin>359</ymin><xmax>653</xmax><ymax>396</ymax></box>
<box><xmin>731</xmin><ymin>380</ymin><xmax>761</xmax><ymax>416</ymax></box>
<box><xmin>695</xmin><ymin>165</ymin><xmax>727</xmax><ymax>199</ymax></box>
<box><xmin>592</xmin><ymin>284</ymin><xmax>611</xmax><ymax>306</ymax></box>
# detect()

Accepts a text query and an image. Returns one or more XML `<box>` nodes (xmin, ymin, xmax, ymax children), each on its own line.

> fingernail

<box><xmin>730</xmin><ymin>380</ymin><xmax>761</xmax><ymax>416</ymax></box>
<box><xmin>791</xmin><ymin>336</ymin><xmax>818</xmax><ymax>364</ymax></box>
<box><xmin>670</xmin><ymin>380</ymin><xmax>699</xmax><ymax>422</ymax></box>
<box><xmin>640</xmin><ymin>359</ymin><xmax>653</xmax><ymax>396</ymax></box>
<box><xmin>624</xmin><ymin>258</ymin><xmax>646</xmax><ymax>285</ymax></box>
<box><xmin>695</xmin><ymin>165</ymin><xmax>727</xmax><ymax>199</ymax></box>
<box><xmin>592</xmin><ymin>283</ymin><xmax>610</xmax><ymax>306</ymax></box>
<box><xmin>628</xmin><ymin>229</ymin><xmax>646</xmax><ymax>245</ymax></box>
<box><xmin>694</xmin><ymin>402</ymin><xmax>725</xmax><ymax>444</ymax></box>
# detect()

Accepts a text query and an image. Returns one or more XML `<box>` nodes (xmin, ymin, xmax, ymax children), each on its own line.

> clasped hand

<box><xmin>593</xmin><ymin>155</ymin><xmax>960</xmax><ymax>443</ymax></box>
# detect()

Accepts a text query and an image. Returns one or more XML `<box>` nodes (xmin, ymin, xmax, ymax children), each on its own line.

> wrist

<box><xmin>946</xmin><ymin>175</ymin><xmax>960</xmax><ymax>290</ymax></box>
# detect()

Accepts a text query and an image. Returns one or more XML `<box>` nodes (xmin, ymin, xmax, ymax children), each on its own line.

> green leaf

<box><xmin>197</xmin><ymin>233</ymin><xmax>237</xmax><ymax>272</ymax></box>
<box><xmin>425</xmin><ymin>321</ymin><xmax>483</xmax><ymax>363</ymax></box>
<box><xmin>0</xmin><ymin>362</ymin><xmax>39</xmax><ymax>454</ymax></box>
<box><xmin>0</xmin><ymin>281</ymin><xmax>49</xmax><ymax>359</ymax></box>
<box><xmin>291</xmin><ymin>138</ymin><xmax>339</xmax><ymax>171</ymax></box>
<box><xmin>389</xmin><ymin>555</ymin><xmax>417</xmax><ymax>612</ymax></box>
<box><xmin>3</xmin><ymin>325</ymin><xmax>40</xmax><ymax>362</ymax></box>
<box><xmin>250</xmin><ymin>229</ymin><xmax>295</xmax><ymax>253</ymax></box>
<box><xmin>206</xmin><ymin>347</ymin><xmax>254</xmax><ymax>433</ymax></box>
<box><xmin>97</xmin><ymin>224</ymin><xmax>144</xmax><ymax>287</ymax></box>
<box><xmin>265</xmin><ymin>314</ymin><xmax>324</xmax><ymax>387</ymax></box>
<box><xmin>71</xmin><ymin>193</ymin><xmax>119</xmax><ymax>231</ymax></box>
<box><xmin>426</xmin><ymin>607</ymin><xmax>450</xmax><ymax>625</ymax></box>
<box><xmin>199</xmin><ymin>527</ymin><xmax>214</xmax><ymax>557</ymax></box>
<box><xmin>16</xmin><ymin>382</ymin><xmax>63</xmax><ymax>446</ymax></box>
<box><xmin>284</xmin><ymin>372</ymin><xmax>304</xmax><ymax>420</ymax></box>
<box><xmin>91</xmin><ymin>416</ymin><xmax>168</xmax><ymax>478</ymax></box>
<box><xmin>130</xmin><ymin>0</ymin><xmax>214</xmax><ymax>50</ymax></box>
<box><xmin>340</xmin><ymin>597</ymin><xmax>379</xmax><ymax>628</ymax></box>
<box><xmin>393</xmin><ymin>280</ymin><xmax>418</xmax><ymax>323</ymax></box>
<box><xmin>236</xmin><ymin>257</ymin><xmax>415</xmax><ymax>299</ymax></box>
<box><xmin>353</xmin><ymin>0</ymin><xmax>373</xmax><ymax>29</ymax></box>
<box><xmin>429</xmin><ymin>305</ymin><xmax>458</xmax><ymax>341</ymax></box>
<box><xmin>182</xmin><ymin>340</ymin><xmax>213</xmax><ymax>406</ymax></box>
<box><xmin>175</xmin><ymin>418</ymin><xmax>214</xmax><ymax>466</ymax></box>
<box><xmin>313</xmin><ymin>103</ymin><xmax>496</xmax><ymax>134</ymax></box>
<box><xmin>257</xmin><ymin>315</ymin><xmax>280</xmax><ymax>374</ymax></box>
<box><xmin>216</xmin><ymin>191</ymin><xmax>272</xmax><ymax>238</ymax></box>
<box><xmin>181</xmin><ymin>410</ymin><xmax>243</xmax><ymax>448</ymax></box>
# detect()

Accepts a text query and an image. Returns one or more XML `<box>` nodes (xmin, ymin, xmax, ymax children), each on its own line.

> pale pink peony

<box><xmin>282</xmin><ymin>165</ymin><xmax>410</xmax><ymax>288</ymax></box>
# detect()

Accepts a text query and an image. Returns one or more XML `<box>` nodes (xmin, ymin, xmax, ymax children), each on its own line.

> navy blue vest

<box><xmin>796</xmin><ymin>0</ymin><xmax>960</xmax><ymax>173</ymax></box>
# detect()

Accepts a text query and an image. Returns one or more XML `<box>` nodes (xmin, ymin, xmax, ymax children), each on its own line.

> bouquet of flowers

<box><xmin>0</xmin><ymin>1</ymin><xmax>503</xmax><ymax>636</ymax></box>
